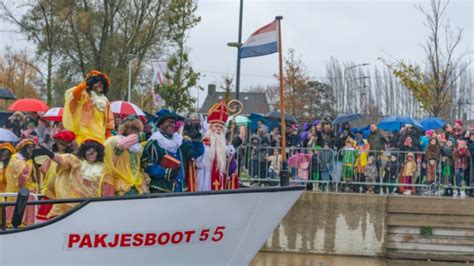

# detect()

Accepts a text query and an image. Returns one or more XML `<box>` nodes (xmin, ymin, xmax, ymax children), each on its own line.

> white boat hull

<box><xmin>0</xmin><ymin>187</ymin><xmax>303</xmax><ymax>265</ymax></box>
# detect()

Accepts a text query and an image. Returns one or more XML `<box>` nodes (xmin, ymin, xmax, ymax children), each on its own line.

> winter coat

<box><xmin>402</xmin><ymin>161</ymin><xmax>417</xmax><ymax>177</ymax></box>
<box><xmin>384</xmin><ymin>160</ymin><xmax>400</xmax><ymax>179</ymax></box>
<box><xmin>368</xmin><ymin>130</ymin><xmax>386</xmax><ymax>151</ymax></box>
<box><xmin>426</xmin><ymin>143</ymin><xmax>440</xmax><ymax>161</ymax></box>
<box><xmin>454</xmin><ymin>148</ymin><xmax>471</xmax><ymax>170</ymax></box>
<box><xmin>319</xmin><ymin>148</ymin><xmax>334</xmax><ymax>172</ymax></box>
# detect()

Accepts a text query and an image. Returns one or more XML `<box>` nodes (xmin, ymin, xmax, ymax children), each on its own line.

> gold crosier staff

<box><xmin>226</xmin><ymin>99</ymin><xmax>243</xmax><ymax>189</ymax></box>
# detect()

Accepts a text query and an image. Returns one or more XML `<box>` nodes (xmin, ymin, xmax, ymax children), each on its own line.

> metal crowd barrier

<box><xmin>235</xmin><ymin>145</ymin><xmax>474</xmax><ymax>197</ymax></box>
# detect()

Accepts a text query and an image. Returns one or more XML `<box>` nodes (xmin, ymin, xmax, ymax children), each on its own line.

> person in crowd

<box><xmin>5</xmin><ymin>139</ymin><xmax>37</xmax><ymax>226</ymax></box>
<box><xmin>425</xmin><ymin>136</ymin><xmax>440</xmax><ymax>185</ymax></box>
<box><xmin>309</xmin><ymin>150</ymin><xmax>320</xmax><ymax>191</ymax></box>
<box><xmin>270</xmin><ymin>126</ymin><xmax>282</xmax><ymax>148</ymax></box>
<box><xmin>368</xmin><ymin>123</ymin><xmax>386</xmax><ymax>152</ymax></box>
<box><xmin>21</xmin><ymin>121</ymin><xmax>36</xmax><ymax>140</ymax></box>
<box><xmin>441</xmin><ymin>124</ymin><xmax>453</xmax><ymax>143</ymax></box>
<box><xmin>0</xmin><ymin>143</ymin><xmax>14</xmax><ymax>193</ymax></box>
<box><xmin>103</xmin><ymin>115</ymin><xmax>147</xmax><ymax>196</ymax></box>
<box><xmin>32</xmin><ymin>140</ymin><xmax>107</xmax><ymax>218</ymax></box>
<box><xmin>37</xmin><ymin>130</ymin><xmax>76</xmax><ymax>221</ymax></box>
<box><xmin>249</xmin><ymin>133</ymin><xmax>267</xmax><ymax>181</ymax></box>
<box><xmin>35</xmin><ymin>118</ymin><xmax>51</xmax><ymax>148</ymax></box>
<box><xmin>321</xmin><ymin>122</ymin><xmax>335</xmax><ymax>149</ymax></box>
<box><xmin>319</xmin><ymin>142</ymin><xmax>334</xmax><ymax>191</ymax></box>
<box><xmin>63</xmin><ymin>70</ymin><xmax>115</xmax><ymax>144</ymax></box>
<box><xmin>257</xmin><ymin>120</ymin><xmax>269</xmax><ymax>134</ymax></box>
<box><xmin>354</xmin><ymin>139</ymin><xmax>369</xmax><ymax>193</ymax></box>
<box><xmin>398</xmin><ymin>125</ymin><xmax>420</xmax><ymax>150</ymax></box>
<box><xmin>142</xmin><ymin>109</ymin><xmax>204</xmax><ymax>193</ymax></box>
<box><xmin>400</xmin><ymin>152</ymin><xmax>417</xmax><ymax>195</ymax></box>
<box><xmin>453</xmin><ymin>140</ymin><xmax>471</xmax><ymax>198</ymax></box>
<box><xmin>288</xmin><ymin>126</ymin><xmax>301</xmax><ymax>148</ymax></box>
<box><xmin>365</xmin><ymin>156</ymin><xmax>378</xmax><ymax>194</ymax></box>
<box><xmin>25</xmin><ymin>112</ymin><xmax>40</xmax><ymax>127</ymax></box>
<box><xmin>6</xmin><ymin>111</ymin><xmax>25</xmax><ymax>137</ymax></box>
<box><xmin>419</xmin><ymin>130</ymin><xmax>433</xmax><ymax>152</ymax></box>
<box><xmin>341</xmin><ymin>138</ymin><xmax>357</xmax><ymax>190</ymax></box>
<box><xmin>440</xmin><ymin>138</ymin><xmax>455</xmax><ymax>191</ymax></box>
<box><xmin>297</xmin><ymin>155</ymin><xmax>310</xmax><ymax>182</ymax></box>
<box><xmin>303</xmin><ymin>126</ymin><xmax>319</xmax><ymax>149</ymax></box>
<box><xmin>468</xmin><ymin>130</ymin><xmax>474</xmax><ymax>189</ymax></box>
<box><xmin>336</xmin><ymin>122</ymin><xmax>355</xmax><ymax>150</ymax></box>
<box><xmin>383</xmin><ymin>154</ymin><xmax>400</xmax><ymax>194</ymax></box>
<box><xmin>266</xmin><ymin>148</ymin><xmax>281</xmax><ymax>180</ymax></box>
<box><xmin>453</xmin><ymin>119</ymin><xmax>464</xmax><ymax>140</ymax></box>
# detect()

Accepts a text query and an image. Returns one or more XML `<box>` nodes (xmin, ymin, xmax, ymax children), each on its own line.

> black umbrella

<box><xmin>332</xmin><ymin>113</ymin><xmax>364</xmax><ymax>125</ymax></box>
<box><xmin>264</xmin><ymin>111</ymin><xmax>298</xmax><ymax>125</ymax></box>
<box><xmin>0</xmin><ymin>88</ymin><xmax>16</xmax><ymax>100</ymax></box>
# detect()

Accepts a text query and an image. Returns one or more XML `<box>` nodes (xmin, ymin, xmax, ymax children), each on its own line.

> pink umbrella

<box><xmin>42</xmin><ymin>107</ymin><xmax>64</xmax><ymax>122</ymax></box>
<box><xmin>288</xmin><ymin>153</ymin><xmax>312</xmax><ymax>168</ymax></box>
<box><xmin>110</xmin><ymin>101</ymin><xmax>146</xmax><ymax>118</ymax></box>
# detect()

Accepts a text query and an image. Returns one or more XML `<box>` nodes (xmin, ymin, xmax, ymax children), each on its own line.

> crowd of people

<box><xmin>244</xmin><ymin>117</ymin><xmax>474</xmax><ymax>197</ymax></box>
<box><xmin>0</xmin><ymin>70</ymin><xmax>239</xmax><ymax>227</ymax></box>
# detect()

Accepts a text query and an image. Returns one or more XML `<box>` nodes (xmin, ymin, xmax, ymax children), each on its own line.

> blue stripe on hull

<box><xmin>239</xmin><ymin>42</ymin><xmax>277</xmax><ymax>59</ymax></box>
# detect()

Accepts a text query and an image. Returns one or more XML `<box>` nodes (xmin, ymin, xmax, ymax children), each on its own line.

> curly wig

<box><xmin>77</xmin><ymin>140</ymin><xmax>105</xmax><ymax>162</ymax></box>
<box><xmin>86</xmin><ymin>75</ymin><xmax>109</xmax><ymax>95</ymax></box>
<box><xmin>118</xmin><ymin>118</ymin><xmax>144</xmax><ymax>136</ymax></box>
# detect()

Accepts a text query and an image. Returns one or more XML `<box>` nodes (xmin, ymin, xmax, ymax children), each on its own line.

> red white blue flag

<box><xmin>239</xmin><ymin>20</ymin><xmax>278</xmax><ymax>59</ymax></box>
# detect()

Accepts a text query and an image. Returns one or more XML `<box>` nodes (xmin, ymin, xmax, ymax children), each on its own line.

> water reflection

<box><xmin>251</xmin><ymin>252</ymin><xmax>465</xmax><ymax>266</ymax></box>
<box><xmin>252</xmin><ymin>252</ymin><xmax>385</xmax><ymax>266</ymax></box>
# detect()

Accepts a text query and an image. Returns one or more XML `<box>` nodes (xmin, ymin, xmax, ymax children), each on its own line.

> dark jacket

<box><xmin>368</xmin><ymin>130</ymin><xmax>386</xmax><ymax>151</ymax></box>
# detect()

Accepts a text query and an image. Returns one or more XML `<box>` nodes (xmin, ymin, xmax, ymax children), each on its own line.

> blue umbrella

<box><xmin>419</xmin><ymin>117</ymin><xmax>447</xmax><ymax>131</ymax></box>
<box><xmin>378</xmin><ymin>116</ymin><xmax>422</xmax><ymax>132</ymax></box>
<box><xmin>332</xmin><ymin>113</ymin><xmax>364</xmax><ymax>125</ymax></box>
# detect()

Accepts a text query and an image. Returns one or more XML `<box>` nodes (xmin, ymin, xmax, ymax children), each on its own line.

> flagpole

<box><xmin>276</xmin><ymin>15</ymin><xmax>289</xmax><ymax>187</ymax></box>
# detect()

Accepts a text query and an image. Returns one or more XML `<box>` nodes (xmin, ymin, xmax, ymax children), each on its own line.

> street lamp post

<box><xmin>342</xmin><ymin>63</ymin><xmax>370</xmax><ymax>113</ymax></box>
<box><xmin>127</xmin><ymin>54</ymin><xmax>137</xmax><ymax>102</ymax></box>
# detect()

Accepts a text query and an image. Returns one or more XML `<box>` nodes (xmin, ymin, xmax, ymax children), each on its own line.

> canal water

<box><xmin>251</xmin><ymin>252</ymin><xmax>466</xmax><ymax>266</ymax></box>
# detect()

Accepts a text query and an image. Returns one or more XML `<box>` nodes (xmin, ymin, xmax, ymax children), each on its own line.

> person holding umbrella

<box><xmin>63</xmin><ymin>70</ymin><xmax>115</xmax><ymax>145</ymax></box>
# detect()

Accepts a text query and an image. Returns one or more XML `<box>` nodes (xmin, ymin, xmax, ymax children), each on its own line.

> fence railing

<box><xmin>236</xmin><ymin>145</ymin><xmax>474</xmax><ymax>196</ymax></box>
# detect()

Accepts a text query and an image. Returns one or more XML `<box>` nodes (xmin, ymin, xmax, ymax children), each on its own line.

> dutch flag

<box><xmin>239</xmin><ymin>20</ymin><xmax>278</xmax><ymax>59</ymax></box>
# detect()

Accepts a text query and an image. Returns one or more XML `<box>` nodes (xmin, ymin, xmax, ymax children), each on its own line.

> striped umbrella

<box><xmin>110</xmin><ymin>101</ymin><xmax>146</xmax><ymax>118</ymax></box>
<box><xmin>42</xmin><ymin>107</ymin><xmax>64</xmax><ymax>122</ymax></box>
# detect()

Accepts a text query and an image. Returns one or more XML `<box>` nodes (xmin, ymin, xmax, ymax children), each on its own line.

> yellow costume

<box><xmin>63</xmin><ymin>70</ymin><xmax>114</xmax><ymax>144</ymax></box>
<box><xmin>40</xmin><ymin>159</ymin><xmax>57</xmax><ymax>198</ymax></box>
<box><xmin>0</xmin><ymin>143</ymin><xmax>14</xmax><ymax>193</ymax></box>
<box><xmin>3</xmin><ymin>140</ymin><xmax>37</xmax><ymax>226</ymax></box>
<box><xmin>103</xmin><ymin>135</ymin><xmax>145</xmax><ymax>196</ymax></box>
<box><xmin>47</xmin><ymin>154</ymin><xmax>104</xmax><ymax>218</ymax></box>
<box><xmin>6</xmin><ymin>155</ymin><xmax>36</xmax><ymax>194</ymax></box>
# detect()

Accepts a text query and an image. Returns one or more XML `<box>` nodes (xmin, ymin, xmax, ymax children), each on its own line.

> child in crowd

<box><xmin>266</xmin><ymin>149</ymin><xmax>282</xmax><ymax>180</ymax></box>
<box><xmin>383</xmin><ymin>154</ymin><xmax>399</xmax><ymax>194</ymax></box>
<box><xmin>425</xmin><ymin>136</ymin><xmax>440</xmax><ymax>185</ymax></box>
<box><xmin>297</xmin><ymin>155</ymin><xmax>309</xmax><ymax>181</ymax></box>
<box><xmin>440</xmin><ymin>138</ymin><xmax>455</xmax><ymax>190</ymax></box>
<box><xmin>401</xmin><ymin>153</ymin><xmax>417</xmax><ymax>195</ymax></box>
<box><xmin>341</xmin><ymin>138</ymin><xmax>358</xmax><ymax>190</ymax></box>
<box><xmin>365</xmin><ymin>156</ymin><xmax>378</xmax><ymax>194</ymax></box>
<box><xmin>453</xmin><ymin>140</ymin><xmax>471</xmax><ymax>198</ymax></box>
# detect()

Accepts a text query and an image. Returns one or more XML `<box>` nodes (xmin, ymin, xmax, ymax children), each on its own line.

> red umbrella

<box><xmin>42</xmin><ymin>107</ymin><xmax>64</xmax><ymax>122</ymax></box>
<box><xmin>110</xmin><ymin>101</ymin><xmax>146</xmax><ymax>117</ymax></box>
<box><xmin>8</xmin><ymin>98</ymin><xmax>49</xmax><ymax>112</ymax></box>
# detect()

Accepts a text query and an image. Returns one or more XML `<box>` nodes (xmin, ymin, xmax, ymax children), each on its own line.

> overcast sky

<box><xmin>0</xmin><ymin>0</ymin><xmax>472</xmax><ymax>107</ymax></box>
<box><xmin>189</xmin><ymin>0</ymin><xmax>473</xmax><ymax>104</ymax></box>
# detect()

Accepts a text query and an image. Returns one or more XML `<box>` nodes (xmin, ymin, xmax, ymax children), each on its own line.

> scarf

<box><xmin>149</xmin><ymin>131</ymin><xmax>183</xmax><ymax>153</ymax></box>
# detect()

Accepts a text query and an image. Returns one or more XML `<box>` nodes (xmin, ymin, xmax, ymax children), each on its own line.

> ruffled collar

<box><xmin>149</xmin><ymin>131</ymin><xmax>182</xmax><ymax>153</ymax></box>
<box><xmin>90</xmin><ymin>91</ymin><xmax>108</xmax><ymax>111</ymax></box>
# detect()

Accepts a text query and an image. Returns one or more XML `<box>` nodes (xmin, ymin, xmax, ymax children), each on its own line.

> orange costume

<box><xmin>63</xmin><ymin>70</ymin><xmax>114</xmax><ymax>144</ymax></box>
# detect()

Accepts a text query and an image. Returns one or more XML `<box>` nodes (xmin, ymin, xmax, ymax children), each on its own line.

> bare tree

<box><xmin>385</xmin><ymin>0</ymin><xmax>471</xmax><ymax>117</ymax></box>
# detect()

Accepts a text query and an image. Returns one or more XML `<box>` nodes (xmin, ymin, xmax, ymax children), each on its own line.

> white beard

<box><xmin>204</xmin><ymin>127</ymin><xmax>227</xmax><ymax>174</ymax></box>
